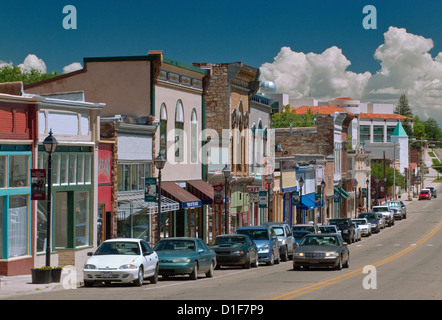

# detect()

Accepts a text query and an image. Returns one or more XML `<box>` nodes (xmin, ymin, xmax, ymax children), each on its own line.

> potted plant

<box><xmin>51</xmin><ymin>266</ymin><xmax>63</xmax><ymax>282</ymax></box>
<box><xmin>31</xmin><ymin>266</ymin><xmax>52</xmax><ymax>284</ymax></box>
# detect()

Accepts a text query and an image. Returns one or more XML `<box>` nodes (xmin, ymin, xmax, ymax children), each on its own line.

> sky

<box><xmin>2</xmin><ymin>0</ymin><xmax>442</xmax><ymax>125</ymax></box>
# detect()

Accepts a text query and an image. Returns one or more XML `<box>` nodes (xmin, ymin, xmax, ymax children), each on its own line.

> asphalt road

<box><xmin>9</xmin><ymin>192</ymin><xmax>442</xmax><ymax>302</ymax></box>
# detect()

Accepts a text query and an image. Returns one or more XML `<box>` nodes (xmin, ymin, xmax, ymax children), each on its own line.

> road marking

<box><xmin>271</xmin><ymin>221</ymin><xmax>442</xmax><ymax>300</ymax></box>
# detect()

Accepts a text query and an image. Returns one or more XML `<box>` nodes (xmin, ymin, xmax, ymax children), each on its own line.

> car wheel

<box><xmin>149</xmin><ymin>264</ymin><xmax>159</xmax><ymax>284</ymax></box>
<box><xmin>252</xmin><ymin>254</ymin><xmax>259</xmax><ymax>268</ymax></box>
<box><xmin>282</xmin><ymin>247</ymin><xmax>289</xmax><ymax>261</ymax></box>
<box><xmin>266</xmin><ymin>253</ymin><xmax>274</xmax><ymax>266</ymax></box>
<box><xmin>343</xmin><ymin>254</ymin><xmax>350</xmax><ymax>268</ymax></box>
<box><xmin>189</xmin><ymin>262</ymin><xmax>198</xmax><ymax>280</ymax></box>
<box><xmin>335</xmin><ymin>257</ymin><xmax>343</xmax><ymax>270</ymax></box>
<box><xmin>134</xmin><ymin>266</ymin><xmax>144</xmax><ymax>286</ymax></box>
<box><xmin>243</xmin><ymin>254</ymin><xmax>251</xmax><ymax>269</ymax></box>
<box><xmin>84</xmin><ymin>280</ymin><xmax>94</xmax><ymax>287</ymax></box>
<box><xmin>206</xmin><ymin>261</ymin><xmax>215</xmax><ymax>278</ymax></box>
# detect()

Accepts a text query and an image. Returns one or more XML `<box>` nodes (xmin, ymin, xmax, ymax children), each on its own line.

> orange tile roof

<box><xmin>292</xmin><ymin>105</ymin><xmax>354</xmax><ymax>115</ymax></box>
<box><xmin>359</xmin><ymin>113</ymin><xmax>412</xmax><ymax>120</ymax></box>
<box><xmin>334</xmin><ymin>97</ymin><xmax>354</xmax><ymax>101</ymax></box>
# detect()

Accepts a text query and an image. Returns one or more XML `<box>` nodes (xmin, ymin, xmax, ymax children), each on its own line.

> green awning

<box><xmin>334</xmin><ymin>187</ymin><xmax>350</xmax><ymax>199</ymax></box>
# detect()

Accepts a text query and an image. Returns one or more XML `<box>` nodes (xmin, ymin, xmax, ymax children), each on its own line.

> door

<box><xmin>196</xmin><ymin>239</ymin><xmax>211</xmax><ymax>272</ymax></box>
<box><xmin>140</xmin><ymin>240</ymin><xmax>157</xmax><ymax>277</ymax></box>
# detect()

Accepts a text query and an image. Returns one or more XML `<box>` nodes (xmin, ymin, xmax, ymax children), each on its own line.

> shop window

<box><xmin>175</xmin><ymin>100</ymin><xmax>184</xmax><ymax>162</ymax></box>
<box><xmin>0</xmin><ymin>156</ymin><xmax>5</xmax><ymax>188</ymax></box>
<box><xmin>9</xmin><ymin>155</ymin><xmax>30</xmax><ymax>188</ymax></box>
<box><xmin>8</xmin><ymin>195</ymin><xmax>29</xmax><ymax>257</ymax></box>
<box><xmin>191</xmin><ymin>109</ymin><xmax>197</xmax><ymax>163</ymax></box>
<box><xmin>160</xmin><ymin>103</ymin><xmax>168</xmax><ymax>160</ymax></box>
<box><xmin>75</xmin><ymin>191</ymin><xmax>90</xmax><ymax>247</ymax></box>
<box><xmin>117</xmin><ymin>163</ymin><xmax>152</xmax><ymax>192</ymax></box>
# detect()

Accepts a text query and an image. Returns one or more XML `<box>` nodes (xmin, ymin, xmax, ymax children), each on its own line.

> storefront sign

<box><xmin>259</xmin><ymin>191</ymin><xmax>267</xmax><ymax>208</ymax></box>
<box><xmin>31</xmin><ymin>169</ymin><xmax>46</xmax><ymax>200</ymax></box>
<box><xmin>213</xmin><ymin>184</ymin><xmax>224</xmax><ymax>205</ymax></box>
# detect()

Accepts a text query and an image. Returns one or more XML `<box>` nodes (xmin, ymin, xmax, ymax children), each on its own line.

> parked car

<box><xmin>358</xmin><ymin>212</ymin><xmax>380</xmax><ymax>233</ymax></box>
<box><xmin>328</xmin><ymin>218</ymin><xmax>355</xmax><ymax>243</ymax></box>
<box><xmin>292</xmin><ymin>223</ymin><xmax>320</xmax><ymax>234</ymax></box>
<box><xmin>293</xmin><ymin>230</ymin><xmax>311</xmax><ymax>246</ymax></box>
<box><xmin>209</xmin><ymin>234</ymin><xmax>258</xmax><ymax>269</ymax></box>
<box><xmin>352</xmin><ymin>218</ymin><xmax>371</xmax><ymax>236</ymax></box>
<box><xmin>419</xmin><ymin>189</ymin><xmax>431</xmax><ymax>200</ymax></box>
<box><xmin>319</xmin><ymin>225</ymin><xmax>339</xmax><ymax>234</ymax></box>
<box><xmin>386</xmin><ymin>201</ymin><xmax>407</xmax><ymax>220</ymax></box>
<box><xmin>154</xmin><ymin>237</ymin><xmax>216</xmax><ymax>280</ymax></box>
<box><xmin>262</xmin><ymin>222</ymin><xmax>295</xmax><ymax>261</ymax></box>
<box><xmin>237</xmin><ymin>226</ymin><xmax>280</xmax><ymax>266</ymax></box>
<box><xmin>373</xmin><ymin>205</ymin><xmax>395</xmax><ymax>227</ymax></box>
<box><xmin>293</xmin><ymin>233</ymin><xmax>350</xmax><ymax>270</ymax></box>
<box><xmin>376</xmin><ymin>213</ymin><xmax>386</xmax><ymax>229</ymax></box>
<box><xmin>352</xmin><ymin>222</ymin><xmax>362</xmax><ymax>242</ymax></box>
<box><xmin>427</xmin><ymin>186</ymin><xmax>437</xmax><ymax>198</ymax></box>
<box><xmin>83</xmin><ymin>238</ymin><xmax>159</xmax><ymax>287</ymax></box>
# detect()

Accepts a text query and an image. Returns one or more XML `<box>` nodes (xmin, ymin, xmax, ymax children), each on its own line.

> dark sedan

<box><xmin>293</xmin><ymin>234</ymin><xmax>350</xmax><ymax>270</ymax></box>
<box><xmin>209</xmin><ymin>234</ymin><xmax>258</xmax><ymax>269</ymax></box>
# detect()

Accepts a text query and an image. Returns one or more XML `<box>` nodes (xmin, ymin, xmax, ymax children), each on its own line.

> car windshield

<box><xmin>388</xmin><ymin>202</ymin><xmax>400</xmax><ymax>207</ymax></box>
<box><xmin>293</xmin><ymin>231</ymin><xmax>310</xmax><ymax>240</ymax></box>
<box><xmin>237</xmin><ymin>229</ymin><xmax>269</xmax><ymax>240</ymax></box>
<box><xmin>353</xmin><ymin>220</ymin><xmax>366</xmax><ymax>226</ymax></box>
<box><xmin>154</xmin><ymin>240</ymin><xmax>196</xmax><ymax>252</ymax></box>
<box><xmin>373</xmin><ymin>207</ymin><xmax>388</xmax><ymax>212</ymax></box>
<box><xmin>271</xmin><ymin>227</ymin><xmax>285</xmax><ymax>236</ymax></box>
<box><xmin>328</xmin><ymin>220</ymin><xmax>350</xmax><ymax>227</ymax></box>
<box><xmin>292</xmin><ymin>225</ymin><xmax>315</xmax><ymax>233</ymax></box>
<box><xmin>420</xmin><ymin>190</ymin><xmax>429</xmax><ymax>194</ymax></box>
<box><xmin>95</xmin><ymin>241</ymin><xmax>140</xmax><ymax>255</ymax></box>
<box><xmin>319</xmin><ymin>226</ymin><xmax>336</xmax><ymax>233</ymax></box>
<box><xmin>212</xmin><ymin>236</ymin><xmax>247</xmax><ymax>245</ymax></box>
<box><xmin>300</xmin><ymin>235</ymin><xmax>339</xmax><ymax>246</ymax></box>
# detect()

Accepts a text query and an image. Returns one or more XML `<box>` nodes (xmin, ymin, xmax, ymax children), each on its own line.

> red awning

<box><xmin>161</xmin><ymin>181</ymin><xmax>202</xmax><ymax>209</ymax></box>
<box><xmin>186</xmin><ymin>180</ymin><xmax>214</xmax><ymax>205</ymax></box>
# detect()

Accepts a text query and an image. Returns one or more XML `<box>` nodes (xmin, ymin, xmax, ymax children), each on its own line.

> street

<box><xmin>8</xmin><ymin>193</ymin><xmax>442</xmax><ymax>301</ymax></box>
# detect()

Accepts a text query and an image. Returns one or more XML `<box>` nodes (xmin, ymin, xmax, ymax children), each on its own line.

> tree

<box><xmin>0</xmin><ymin>65</ymin><xmax>59</xmax><ymax>84</ymax></box>
<box><xmin>271</xmin><ymin>105</ymin><xmax>315</xmax><ymax>128</ymax></box>
<box><xmin>371</xmin><ymin>162</ymin><xmax>405</xmax><ymax>188</ymax></box>
<box><xmin>394</xmin><ymin>94</ymin><xmax>413</xmax><ymax>137</ymax></box>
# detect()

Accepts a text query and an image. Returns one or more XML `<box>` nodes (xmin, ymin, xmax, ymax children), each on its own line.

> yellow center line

<box><xmin>271</xmin><ymin>222</ymin><xmax>442</xmax><ymax>300</ymax></box>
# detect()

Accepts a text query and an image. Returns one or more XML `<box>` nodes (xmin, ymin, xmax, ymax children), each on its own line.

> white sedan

<box><xmin>83</xmin><ymin>238</ymin><xmax>159</xmax><ymax>287</ymax></box>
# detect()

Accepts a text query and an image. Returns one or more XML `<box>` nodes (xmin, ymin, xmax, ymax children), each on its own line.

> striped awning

<box><xmin>186</xmin><ymin>180</ymin><xmax>214</xmax><ymax>205</ymax></box>
<box><xmin>161</xmin><ymin>181</ymin><xmax>202</xmax><ymax>209</ymax></box>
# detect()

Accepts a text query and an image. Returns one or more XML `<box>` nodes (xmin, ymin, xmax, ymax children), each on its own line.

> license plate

<box><xmin>101</xmin><ymin>272</ymin><xmax>113</xmax><ymax>278</ymax></box>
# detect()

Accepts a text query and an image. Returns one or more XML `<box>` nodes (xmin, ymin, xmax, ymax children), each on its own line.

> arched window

<box><xmin>191</xmin><ymin>109</ymin><xmax>198</xmax><ymax>163</ymax></box>
<box><xmin>160</xmin><ymin>103</ymin><xmax>167</xmax><ymax>159</ymax></box>
<box><xmin>175</xmin><ymin>100</ymin><xmax>184</xmax><ymax>162</ymax></box>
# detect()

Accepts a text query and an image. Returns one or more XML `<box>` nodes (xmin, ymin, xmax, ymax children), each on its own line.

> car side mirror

<box><xmin>87</xmin><ymin>252</ymin><xmax>93</xmax><ymax>256</ymax></box>
<box><xmin>342</xmin><ymin>242</ymin><xmax>348</xmax><ymax>246</ymax></box>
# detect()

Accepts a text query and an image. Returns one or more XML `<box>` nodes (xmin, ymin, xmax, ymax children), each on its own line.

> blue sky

<box><xmin>1</xmin><ymin>0</ymin><xmax>441</xmax><ymax>73</ymax></box>
<box><xmin>2</xmin><ymin>0</ymin><xmax>442</xmax><ymax>123</ymax></box>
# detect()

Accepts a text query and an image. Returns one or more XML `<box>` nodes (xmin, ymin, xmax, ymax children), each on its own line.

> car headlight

<box><xmin>325</xmin><ymin>252</ymin><xmax>339</xmax><ymax>258</ymax></box>
<box><xmin>119</xmin><ymin>264</ymin><xmax>137</xmax><ymax>269</ymax></box>
<box><xmin>172</xmin><ymin>258</ymin><xmax>191</xmax><ymax>263</ymax></box>
<box><xmin>84</xmin><ymin>264</ymin><xmax>96</xmax><ymax>270</ymax></box>
<box><xmin>259</xmin><ymin>245</ymin><xmax>270</xmax><ymax>253</ymax></box>
<box><xmin>233</xmin><ymin>250</ymin><xmax>245</xmax><ymax>255</ymax></box>
<box><xmin>295</xmin><ymin>252</ymin><xmax>304</xmax><ymax>257</ymax></box>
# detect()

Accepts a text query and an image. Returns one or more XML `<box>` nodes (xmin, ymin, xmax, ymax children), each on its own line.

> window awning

<box><xmin>334</xmin><ymin>187</ymin><xmax>350</xmax><ymax>199</ymax></box>
<box><xmin>117</xmin><ymin>191</ymin><xmax>179</xmax><ymax>214</ymax></box>
<box><xmin>186</xmin><ymin>180</ymin><xmax>214</xmax><ymax>205</ymax></box>
<box><xmin>161</xmin><ymin>181</ymin><xmax>202</xmax><ymax>209</ymax></box>
<box><xmin>298</xmin><ymin>193</ymin><xmax>324</xmax><ymax>210</ymax></box>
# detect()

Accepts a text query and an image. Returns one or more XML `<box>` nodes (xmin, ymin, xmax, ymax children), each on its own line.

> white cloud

<box><xmin>63</xmin><ymin>62</ymin><xmax>83</xmax><ymax>74</ymax></box>
<box><xmin>260</xmin><ymin>27</ymin><xmax>442</xmax><ymax>125</ymax></box>
<box><xmin>18</xmin><ymin>54</ymin><xmax>47</xmax><ymax>73</ymax></box>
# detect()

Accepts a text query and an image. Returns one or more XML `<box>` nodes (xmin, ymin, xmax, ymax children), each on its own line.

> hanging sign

<box><xmin>31</xmin><ymin>169</ymin><xmax>46</xmax><ymax>200</ymax></box>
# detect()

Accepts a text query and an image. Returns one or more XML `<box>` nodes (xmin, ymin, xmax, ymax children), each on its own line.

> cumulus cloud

<box><xmin>63</xmin><ymin>62</ymin><xmax>83</xmax><ymax>74</ymax></box>
<box><xmin>18</xmin><ymin>54</ymin><xmax>47</xmax><ymax>73</ymax></box>
<box><xmin>260</xmin><ymin>27</ymin><xmax>442</xmax><ymax>125</ymax></box>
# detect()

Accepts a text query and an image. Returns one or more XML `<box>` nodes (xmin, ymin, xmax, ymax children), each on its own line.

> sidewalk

<box><xmin>0</xmin><ymin>268</ymin><xmax>84</xmax><ymax>299</ymax></box>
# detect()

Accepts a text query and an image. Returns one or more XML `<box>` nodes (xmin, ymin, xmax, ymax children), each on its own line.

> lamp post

<box><xmin>366</xmin><ymin>178</ymin><xmax>370</xmax><ymax>212</ymax></box>
<box><xmin>222</xmin><ymin>165</ymin><xmax>231</xmax><ymax>234</ymax></box>
<box><xmin>375</xmin><ymin>178</ymin><xmax>379</xmax><ymax>206</ymax></box>
<box><xmin>354</xmin><ymin>178</ymin><xmax>358</xmax><ymax>218</ymax></box>
<box><xmin>266</xmin><ymin>174</ymin><xmax>273</xmax><ymax>222</ymax></box>
<box><xmin>298</xmin><ymin>177</ymin><xmax>304</xmax><ymax>224</ymax></box>
<box><xmin>154</xmin><ymin>153</ymin><xmax>166</xmax><ymax>243</ymax></box>
<box><xmin>320</xmin><ymin>179</ymin><xmax>326</xmax><ymax>224</ymax></box>
<box><xmin>43</xmin><ymin>129</ymin><xmax>58</xmax><ymax>267</ymax></box>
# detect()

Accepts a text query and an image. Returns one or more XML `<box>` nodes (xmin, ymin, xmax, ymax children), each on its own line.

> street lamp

<box><xmin>154</xmin><ymin>153</ymin><xmax>166</xmax><ymax>243</ymax></box>
<box><xmin>222</xmin><ymin>165</ymin><xmax>231</xmax><ymax>234</ymax></box>
<box><xmin>266</xmin><ymin>174</ymin><xmax>273</xmax><ymax>222</ymax></box>
<box><xmin>366</xmin><ymin>178</ymin><xmax>370</xmax><ymax>212</ymax></box>
<box><xmin>320</xmin><ymin>179</ymin><xmax>326</xmax><ymax>224</ymax></box>
<box><xmin>43</xmin><ymin>129</ymin><xmax>58</xmax><ymax>267</ymax></box>
<box><xmin>354</xmin><ymin>178</ymin><xmax>358</xmax><ymax>218</ymax></box>
<box><xmin>298</xmin><ymin>177</ymin><xmax>304</xmax><ymax>223</ymax></box>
